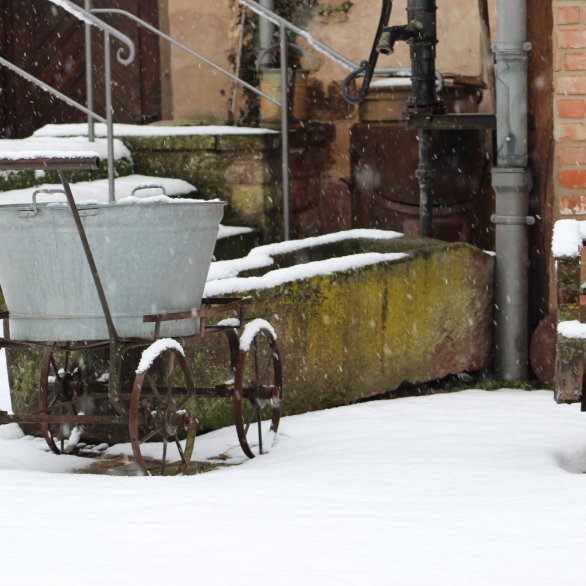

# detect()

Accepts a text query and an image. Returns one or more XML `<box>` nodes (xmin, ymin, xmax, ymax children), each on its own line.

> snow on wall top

<box><xmin>33</xmin><ymin>123</ymin><xmax>278</xmax><ymax>138</ymax></box>
<box><xmin>205</xmin><ymin>251</ymin><xmax>407</xmax><ymax>296</ymax></box>
<box><xmin>0</xmin><ymin>175</ymin><xmax>197</xmax><ymax>205</ymax></box>
<box><xmin>207</xmin><ymin>228</ymin><xmax>403</xmax><ymax>282</ymax></box>
<box><xmin>0</xmin><ymin>137</ymin><xmax>131</xmax><ymax>162</ymax></box>
<box><xmin>552</xmin><ymin>219</ymin><xmax>586</xmax><ymax>258</ymax></box>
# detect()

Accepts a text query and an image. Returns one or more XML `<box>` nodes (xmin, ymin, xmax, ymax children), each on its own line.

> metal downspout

<box><xmin>491</xmin><ymin>0</ymin><xmax>534</xmax><ymax>380</ymax></box>
<box><xmin>259</xmin><ymin>1</ymin><xmax>275</xmax><ymax>67</ymax></box>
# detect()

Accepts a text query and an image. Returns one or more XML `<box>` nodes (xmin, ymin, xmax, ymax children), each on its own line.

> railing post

<box><xmin>104</xmin><ymin>31</ymin><xmax>116</xmax><ymax>202</ymax></box>
<box><xmin>84</xmin><ymin>0</ymin><xmax>95</xmax><ymax>142</ymax></box>
<box><xmin>279</xmin><ymin>24</ymin><xmax>290</xmax><ymax>241</ymax></box>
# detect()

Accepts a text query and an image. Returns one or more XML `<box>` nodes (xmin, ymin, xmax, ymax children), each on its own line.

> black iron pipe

<box><xmin>405</xmin><ymin>0</ymin><xmax>443</xmax><ymax>115</ymax></box>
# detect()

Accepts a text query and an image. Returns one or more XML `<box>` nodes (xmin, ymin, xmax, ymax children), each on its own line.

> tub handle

<box><xmin>18</xmin><ymin>189</ymin><xmax>99</xmax><ymax>218</ymax></box>
<box><xmin>131</xmin><ymin>184</ymin><xmax>167</xmax><ymax>197</ymax></box>
<box><xmin>17</xmin><ymin>188</ymin><xmax>67</xmax><ymax>218</ymax></box>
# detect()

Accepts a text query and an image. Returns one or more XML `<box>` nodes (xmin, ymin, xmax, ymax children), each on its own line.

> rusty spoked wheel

<box><xmin>234</xmin><ymin>327</ymin><xmax>282</xmax><ymax>458</ymax></box>
<box><xmin>129</xmin><ymin>344</ymin><xmax>196</xmax><ymax>476</ymax></box>
<box><xmin>39</xmin><ymin>345</ymin><xmax>105</xmax><ymax>454</ymax></box>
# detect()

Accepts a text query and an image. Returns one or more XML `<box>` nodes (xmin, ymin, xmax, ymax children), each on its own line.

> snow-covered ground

<box><xmin>2</xmin><ymin>389</ymin><xmax>586</xmax><ymax>585</ymax></box>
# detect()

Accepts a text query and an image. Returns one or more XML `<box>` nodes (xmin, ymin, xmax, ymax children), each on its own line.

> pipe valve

<box><xmin>376</xmin><ymin>21</ymin><xmax>424</xmax><ymax>55</ymax></box>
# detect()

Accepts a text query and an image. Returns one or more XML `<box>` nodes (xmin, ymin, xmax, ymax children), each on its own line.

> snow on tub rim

<box><xmin>0</xmin><ymin>197</ymin><xmax>225</xmax><ymax>342</ymax></box>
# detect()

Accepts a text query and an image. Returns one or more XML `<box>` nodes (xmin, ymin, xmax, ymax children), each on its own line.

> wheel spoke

<box><xmin>234</xmin><ymin>328</ymin><xmax>282</xmax><ymax>459</ymax></box>
<box><xmin>129</xmin><ymin>346</ymin><xmax>195</xmax><ymax>476</ymax></box>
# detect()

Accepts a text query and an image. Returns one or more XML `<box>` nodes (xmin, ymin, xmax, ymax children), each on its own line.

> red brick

<box><xmin>557</xmin><ymin>76</ymin><xmax>586</xmax><ymax>94</ymax></box>
<box><xmin>557</xmin><ymin>99</ymin><xmax>586</xmax><ymax>118</ymax></box>
<box><xmin>566</xmin><ymin>51</ymin><xmax>586</xmax><ymax>70</ymax></box>
<box><xmin>559</xmin><ymin>169</ymin><xmax>586</xmax><ymax>188</ymax></box>
<box><xmin>559</xmin><ymin>30</ymin><xmax>586</xmax><ymax>49</ymax></box>
<box><xmin>557</xmin><ymin>145</ymin><xmax>586</xmax><ymax>165</ymax></box>
<box><xmin>558</xmin><ymin>6</ymin><xmax>581</xmax><ymax>25</ymax></box>
<box><xmin>560</xmin><ymin>194</ymin><xmax>586</xmax><ymax>215</ymax></box>
<box><xmin>556</xmin><ymin>122</ymin><xmax>586</xmax><ymax>141</ymax></box>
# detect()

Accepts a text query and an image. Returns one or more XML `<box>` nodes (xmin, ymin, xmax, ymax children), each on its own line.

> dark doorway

<box><xmin>0</xmin><ymin>0</ymin><xmax>161</xmax><ymax>138</ymax></box>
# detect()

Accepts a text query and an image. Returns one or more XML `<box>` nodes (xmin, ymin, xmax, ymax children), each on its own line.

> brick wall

<box><xmin>555</xmin><ymin>1</ymin><xmax>586</xmax><ymax>215</ymax></box>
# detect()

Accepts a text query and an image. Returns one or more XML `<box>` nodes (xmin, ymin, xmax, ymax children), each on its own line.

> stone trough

<box><xmin>2</xmin><ymin>229</ymin><xmax>495</xmax><ymax>434</ymax></box>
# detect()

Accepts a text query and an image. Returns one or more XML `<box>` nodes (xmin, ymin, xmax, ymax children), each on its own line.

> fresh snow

<box><xmin>0</xmin><ymin>174</ymin><xmax>196</xmax><ymax>205</ymax></box>
<box><xmin>206</xmin><ymin>228</ymin><xmax>403</xmax><ymax>282</ymax></box>
<box><xmin>0</xmin><ymin>136</ymin><xmax>131</xmax><ymax>162</ymax></box>
<box><xmin>552</xmin><ymin>218</ymin><xmax>586</xmax><ymax>258</ymax></box>
<box><xmin>33</xmin><ymin>123</ymin><xmax>278</xmax><ymax>138</ymax></box>
<box><xmin>1</xmin><ymin>390</ymin><xmax>586</xmax><ymax>584</ymax></box>
<box><xmin>239</xmin><ymin>318</ymin><xmax>277</xmax><ymax>351</ymax></box>
<box><xmin>558</xmin><ymin>320</ymin><xmax>586</xmax><ymax>339</ymax></box>
<box><xmin>136</xmin><ymin>338</ymin><xmax>185</xmax><ymax>374</ymax></box>
<box><xmin>205</xmin><ymin>252</ymin><xmax>407</xmax><ymax>296</ymax></box>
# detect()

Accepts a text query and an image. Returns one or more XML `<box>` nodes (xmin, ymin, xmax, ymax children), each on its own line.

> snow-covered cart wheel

<box><xmin>129</xmin><ymin>340</ymin><xmax>196</xmax><ymax>476</ymax></box>
<box><xmin>234</xmin><ymin>320</ymin><xmax>282</xmax><ymax>459</ymax></box>
<box><xmin>39</xmin><ymin>345</ymin><xmax>106</xmax><ymax>455</ymax></box>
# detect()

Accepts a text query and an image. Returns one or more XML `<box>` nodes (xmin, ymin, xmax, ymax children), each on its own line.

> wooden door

<box><xmin>0</xmin><ymin>0</ymin><xmax>161</xmax><ymax>138</ymax></box>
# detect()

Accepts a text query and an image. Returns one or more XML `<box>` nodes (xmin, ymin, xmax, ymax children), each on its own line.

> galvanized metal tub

<box><xmin>0</xmin><ymin>198</ymin><xmax>225</xmax><ymax>341</ymax></box>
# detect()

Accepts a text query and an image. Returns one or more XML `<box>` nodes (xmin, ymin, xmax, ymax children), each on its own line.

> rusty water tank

<box><xmin>351</xmin><ymin>75</ymin><xmax>487</xmax><ymax>242</ymax></box>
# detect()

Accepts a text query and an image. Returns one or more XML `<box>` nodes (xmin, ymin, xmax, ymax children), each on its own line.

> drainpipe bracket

<box><xmin>490</xmin><ymin>214</ymin><xmax>535</xmax><ymax>226</ymax></box>
<box><xmin>491</xmin><ymin>41</ymin><xmax>532</xmax><ymax>54</ymax></box>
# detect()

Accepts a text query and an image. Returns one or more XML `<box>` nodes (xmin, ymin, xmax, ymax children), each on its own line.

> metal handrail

<box><xmin>45</xmin><ymin>0</ymin><xmax>137</xmax><ymax>201</ymax></box>
<box><xmin>0</xmin><ymin>56</ymin><xmax>106</xmax><ymax>124</ymax></box>
<box><xmin>48</xmin><ymin>0</ymin><xmax>135</xmax><ymax>65</ymax></box>
<box><xmin>238</xmin><ymin>0</ymin><xmax>358</xmax><ymax>71</ymax></box>
<box><xmin>89</xmin><ymin>5</ymin><xmax>293</xmax><ymax>238</ymax></box>
<box><xmin>91</xmin><ymin>8</ymin><xmax>280</xmax><ymax>108</ymax></box>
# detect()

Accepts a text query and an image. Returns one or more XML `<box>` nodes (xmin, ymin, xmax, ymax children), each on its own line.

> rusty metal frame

<box><xmin>0</xmin><ymin>156</ymin><xmax>281</xmax><ymax>461</ymax></box>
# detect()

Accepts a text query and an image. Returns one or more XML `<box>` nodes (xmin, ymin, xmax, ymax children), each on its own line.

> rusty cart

<box><xmin>0</xmin><ymin>154</ymin><xmax>282</xmax><ymax>475</ymax></box>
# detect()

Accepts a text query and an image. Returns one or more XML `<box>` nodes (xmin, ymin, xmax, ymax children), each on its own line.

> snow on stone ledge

<box><xmin>0</xmin><ymin>150</ymin><xmax>100</xmax><ymax>161</ymax></box>
<box><xmin>33</xmin><ymin>123</ymin><xmax>278</xmax><ymax>138</ymax></box>
<box><xmin>205</xmin><ymin>251</ymin><xmax>407</xmax><ymax>297</ymax></box>
<box><xmin>0</xmin><ymin>137</ymin><xmax>131</xmax><ymax>161</ymax></box>
<box><xmin>0</xmin><ymin>175</ymin><xmax>198</xmax><ymax>206</ymax></box>
<box><xmin>552</xmin><ymin>219</ymin><xmax>586</xmax><ymax>258</ymax></box>
<box><xmin>207</xmin><ymin>228</ymin><xmax>403</xmax><ymax>282</ymax></box>
<box><xmin>558</xmin><ymin>320</ymin><xmax>586</xmax><ymax>339</ymax></box>
<box><xmin>136</xmin><ymin>339</ymin><xmax>185</xmax><ymax>374</ymax></box>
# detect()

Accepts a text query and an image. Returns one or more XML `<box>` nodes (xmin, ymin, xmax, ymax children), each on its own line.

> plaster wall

<box><xmin>164</xmin><ymin>1</ymin><xmax>491</xmax><ymax>137</ymax></box>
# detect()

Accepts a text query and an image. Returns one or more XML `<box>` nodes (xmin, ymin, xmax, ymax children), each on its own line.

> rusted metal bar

<box><xmin>58</xmin><ymin>171</ymin><xmax>119</xmax><ymax>343</ymax></box>
<box><xmin>0</xmin><ymin>413</ymin><xmax>123</xmax><ymax>425</ymax></box>
<box><xmin>0</xmin><ymin>155</ymin><xmax>100</xmax><ymax>171</ymax></box>
<box><xmin>143</xmin><ymin>298</ymin><xmax>251</xmax><ymax>324</ymax></box>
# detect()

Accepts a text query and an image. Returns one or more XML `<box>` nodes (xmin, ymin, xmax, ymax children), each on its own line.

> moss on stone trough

<box><xmin>3</xmin><ymin>235</ymin><xmax>494</xmax><ymax>437</ymax></box>
<box><xmin>188</xmin><ymin>236</ymin><xmax>494</xmax><ymax>430</ymax></box>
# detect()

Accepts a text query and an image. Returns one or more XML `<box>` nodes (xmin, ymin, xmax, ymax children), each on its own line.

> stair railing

<box><xmin>47</xmin><ymin>0</ymin><xmax>136</xmax><ymax>201</ymax></box>
<box><xmin>89</xmin><ymin>1</ymin><xmax>373</xmax><ymax>240</ymax></box>
<box><xmin>87</xmin><ymin>4</ymin><xmax>292</xmax><ymax>237</ymax></box>
<box><xmin>0</xmin><ymin>1</ymin><xmax>135</xmax><ymax>201</ymax></box>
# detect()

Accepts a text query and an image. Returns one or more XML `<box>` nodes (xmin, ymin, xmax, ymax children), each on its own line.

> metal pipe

<box><xmin>405</xmin><ymin>0</ymin><xmax>443</xmax><ymax>115</ymax></box>
<box><xmin>416</xmin><ymin>129</ymin><xmax>433</xmax><ymax>236</ymax></box>
<box><xmin>104</xmin><ymin>31</ymin><xmax>115</xmax><ymax>202</ymax></box>
<box><xmin>84</xmin><ymin>0</ymin><xmax>95</xmax><ymax>142</ymax></box>
<box><xmin>280</xmin><ymin>24</ymin><xmax>290</xmax><ymax>241</ymax></box>
<box><xmin>0</xmin><ymin>56</ymin><xmax>106</xmax><ymax>123</ymax></box>
<box><xmin>491</xmin><ymin>0</ymin><xmax>533</xmax><ymax>380</ymax></box>
<box><xmin>259</xmin><ymin>1</ymin><xmax>276</xmax><ymax>68</ymax></box>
